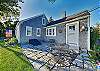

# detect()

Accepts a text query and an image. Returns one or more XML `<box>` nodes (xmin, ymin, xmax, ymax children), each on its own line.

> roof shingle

<box><xmin>46</xmin><ymin>10</ymin><xmax>90</xmax><ymax>26</ymax></box>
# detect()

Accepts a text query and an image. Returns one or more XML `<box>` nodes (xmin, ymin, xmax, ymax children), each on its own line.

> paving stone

<box><xmin>22</xmin><ymin>48</ymin><xmax>94</xmax><ymax>71</ymax></box>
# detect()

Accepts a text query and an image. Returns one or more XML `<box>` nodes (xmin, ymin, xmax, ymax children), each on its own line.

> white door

<box><xmin>66</xmin><ymin>21</ymin><xmax>79</xmax><ymax>48</ymax></box>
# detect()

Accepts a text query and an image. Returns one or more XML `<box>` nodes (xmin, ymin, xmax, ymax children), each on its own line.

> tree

<box><xmin>0</xmin><ymin>0</ymin><xmax>23</xmax><ymax>37</ymax></box>
<box><xmin>90</xmin><ymin>27</ymin><xmax>94</xmax><ymax>50</ymax></box>
<box><xmin>89</xmin><ymin>23</ymin><xmax>100</xmax><ymax>69</ymax></box>
<box><xmin>0</xmin><ymin>22</ymin><xmax>5</xmax><ymax>37</ymax></box>
<box><xmin>90</xmin><ymin>24</ymin><xmax>100</xmax><ymax>50</ymax></box>
<box><xmin>0</xmin><ymin>0</ymin><xmax>23</xmax><ymax>19</ymax></box>
<box><xmin>0</xmin><ymin>0</ymin><xmax>23</xmax><ymax>25</ymax></box>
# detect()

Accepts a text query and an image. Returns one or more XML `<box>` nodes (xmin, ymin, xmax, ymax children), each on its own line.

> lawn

<box><xmin>0</xmin><ymin>41</ymin><xmax>34</xmax><ymax>71</ymax></box>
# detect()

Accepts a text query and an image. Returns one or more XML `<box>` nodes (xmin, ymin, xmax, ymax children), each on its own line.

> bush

<box><xmin>5</xmin><ymin>37</ymin><xmax>18</xmax><ymax>46</ymax></box>
<box><xmin>89</xmin><ymin>50</ymin><xmax>100</xmax><ymax>70</ymax></box>
<box><xmin>95</xmin><ymin>45</ymin><xmax>100</xmax><ymax>52</ymax></box>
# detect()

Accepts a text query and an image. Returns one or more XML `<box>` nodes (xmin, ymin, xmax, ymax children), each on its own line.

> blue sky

<box><xmin>20</xmin><ymin>0</ymin><xmax>100</xmax><ymax>25</ymax></box>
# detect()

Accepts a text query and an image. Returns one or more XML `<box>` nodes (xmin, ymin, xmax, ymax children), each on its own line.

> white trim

<box><xmin>42</xmin><ymin>18</ymin><xmax>46</xmax><ymax>25</ymax></box>
<box><xmin>44</xmin><ymin>15</ymin><xmax>89</xmax><ymax>28</ymax></box>
<box><xmin>36</xmin><ymin>28</ymin><xmax>41</xmax><ymax>36</ymax></box>
<box><xmin>66</xmin><ymin>21</ymin><xmax>79</xmax><ymax>46</ymax></box>
<box><xmin>26</xmin><ymin>26</ymin><xmax>32</xmax><ymax>36</ymax></box>
<box><xmin>46</xmin><ymin>27</ymin><xmax>56</xmax><ymax>36</ymax></box>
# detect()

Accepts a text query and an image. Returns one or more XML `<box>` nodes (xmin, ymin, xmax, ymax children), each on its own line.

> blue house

<box><xmin>15</xmin><ymin>14</ymin><xmax>48</xmax><ymax>44</ymax></box>
<box><xmin>16</xmin><ymin>11</ymin><xmax>90</xmax><ymax>51</ymax></box>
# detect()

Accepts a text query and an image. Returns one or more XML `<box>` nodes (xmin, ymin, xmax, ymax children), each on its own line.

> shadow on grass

<box><xmin>4</xmin><ymin>47</ymin><xmax>33</xmax><ymax>68</ymax></box>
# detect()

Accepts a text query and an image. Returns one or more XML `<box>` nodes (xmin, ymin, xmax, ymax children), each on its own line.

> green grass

<box><xmin>0</xmin><ymin>41</ymin><xmax>34</xmax><ymax>71</ymax></box>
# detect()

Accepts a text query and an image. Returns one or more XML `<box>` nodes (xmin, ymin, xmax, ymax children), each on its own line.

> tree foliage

<box><xmin>0</xmin><ymin>0</ymin><xmax>23</xmax><ymax>18</ymax></box>
<box><xmin>0</xmin><ymin>0</ymin><xmax>23</xmax><ymax>37</ymax></box>
<box><xmin>90</xmin><ymin>24</ymin><xmax>100</xmax><ymax>50</ymax></box>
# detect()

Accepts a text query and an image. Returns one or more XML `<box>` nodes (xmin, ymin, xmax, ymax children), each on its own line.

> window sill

<box><xmin>46</xmin><ymin>35</ymin><xmax>56</xmax><ymax>36</ymax></box>
<box><xmin>36</xmin><ymin>35</ymin><xmax>41</xmax><ymax>37</ymax></box>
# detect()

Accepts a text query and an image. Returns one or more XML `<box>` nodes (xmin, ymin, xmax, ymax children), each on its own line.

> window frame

<box><xmin>36</xmin><ymin>28</ymin><xmax>41</xmax><ymax>36</ymax></box>
<box><xmin>69</xmin><ymin>25</ymin><xmax>75</xmax><ymax>31</ymax></box>
<box><xmin>49</xmin><ymin>29</ymin><xmax>52</xmax><ymax>35</ymax></box>
<box><xmin>46</xmin><ymin>27</ymin><xmax>56</xmax><ymax>36</ymax></box>
<box><xmin>26</xmin><ymin>26</ymin><xmax>32</xmax><ymax>36</ymax></box>
<box><xmin>42</xmin><ymin>18</ymin><xmax>46</xmax><ymax>25</ymax></box>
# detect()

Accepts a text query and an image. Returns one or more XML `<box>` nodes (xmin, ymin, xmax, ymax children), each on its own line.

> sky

<box><xmin>20</xmin><ymin>0</ymin><xmax>100</xmax><ymax>26</ymax></box>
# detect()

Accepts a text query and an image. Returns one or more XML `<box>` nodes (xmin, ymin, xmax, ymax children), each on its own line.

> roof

<box><xmin>46</xmin><ymin>10</ymin><xmax>90</xmax><ymax>26</ymax></box>
<box><xmin>46</xmin><ymin>18</ymin><xmax>66</xmax><ymax>26</ymax></box>
<box><xmin>17</xmin><ymin>14</ymin><xmax>45</xmax><ymax>26</ymax></box>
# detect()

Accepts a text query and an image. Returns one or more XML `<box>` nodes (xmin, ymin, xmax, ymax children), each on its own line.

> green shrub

<box><xmin>95</xmin><ymin>45</ymin><xmax>100</xmax><ymax>52</ymax></box>
<box><xmin>5</xmin><ymin>37</ymin><xmax>18</xmax><ymax>46</ymax></box>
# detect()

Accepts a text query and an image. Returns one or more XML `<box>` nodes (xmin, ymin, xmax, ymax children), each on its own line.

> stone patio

<box><xmin>22</xmin><ymin>44</ymin><xmax>94</xmax><ymax>71</ymax></box>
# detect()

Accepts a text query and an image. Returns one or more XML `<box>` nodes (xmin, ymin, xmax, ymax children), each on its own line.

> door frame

<box><xmin>66</xmin><ymin>21</ymin><xmax>79</xmax><ymax>46</ymax></box>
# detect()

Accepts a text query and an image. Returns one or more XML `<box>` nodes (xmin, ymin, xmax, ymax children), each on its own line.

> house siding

<box><xmin>45</xmin><ymin>24</ymin><xmax>66</xmax><ymax>44</ymax></box>
<box><xmin>79</xmin><ymin>18</ymin><xmax>89</xmax><ymax>50</ymax></box>
<box><xmin>45</xmin><ymin>15</ymin><xmax>90</xmax><ymax>51</ymax></box>
<box><xmin>16</xmin><ymin>15</ymin><xmax>48</xmax><ymax>44</ymax></box>
<box><xmin>16</xmin><ymin>11</ymin><xmax>90</xmax><ymax>51</ymax></box>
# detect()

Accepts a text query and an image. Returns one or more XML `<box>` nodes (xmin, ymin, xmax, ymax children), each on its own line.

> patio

<box><xmin>21</xmin><ymin>43</ymin><xmax>94</xmax><ymax>71</ymax></box>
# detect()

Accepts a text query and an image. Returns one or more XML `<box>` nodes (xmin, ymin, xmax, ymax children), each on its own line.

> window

<box><xmin>26</xmin><ymin>26</ymin><xmax>32</xmax><ymax>36</ymax></box>
<box><xmin>49</xmin><ymin>29</ymin><xmax>52</xmax><ymax>35</ymax></box>
<box><xmin>46</xmin><ymin>27</ymin><xmax>56</xmax><ymax>36</ymax></box>
<box><xmin>46</xmin><ymin>29</ymin><xmax>48</xmax><ymax>35</ymax></box>
<box><xmin>36</xmin><ymin>28</ymin><xmax>41</xmax><ymax>36</ymax></box>
<box><xmin>53</xmin><ymin>29</ymin><xmax>55</xmax><ymax>35</ymax></box>
<box><xmin>69</xmin><ymin>25</ymin><xmax>75</xmax><ymax>31</ymax></box>
<box><xmin>42</xmin><ymin>18</ymin><xmax>46</xmax><ymax>25</ymax></box>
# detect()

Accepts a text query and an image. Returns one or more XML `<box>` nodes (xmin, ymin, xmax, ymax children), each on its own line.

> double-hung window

<box><xmin>46</xmin><ymin>29</ymin><xmax>48</xmax><ymax>35</ymax></box>
<box><xmin>36</xmin><ymin>28</ymin><xmax>41</xmax><ymax>36</ymax></box>
<box><xmin>53</xmin><ymin>28</ymin><xmax>55</xmax><ymax>35</ymax></box>
<box><xmin>26</xmin><ymin>26</ymin><xmax>32</xmax><ymax>36</ymax></box>
<box><xmin>42</xmin><ymin>18</ymin><xmax>46</xmax><ymax>25</ymax></box>
<box><xmin>46</xmin><ymin>27</ymin><xmax>56</xmax><ymax>36</ymax></box>
<box><xmin>49</xmin><ymin>29</ymin><xmax>52</xmax><ymax>35</ymax></box>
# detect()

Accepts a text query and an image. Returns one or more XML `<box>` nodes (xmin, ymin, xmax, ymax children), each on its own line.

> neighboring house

<box><xmin>16</xmin><ymin>10</ymin><xmax>90</xmax><ymax>51</ymax></box>
<box><xmin>15</xmin><ymin>14</ymin><xmax>48</xmax><ymax>44</ymax></box>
